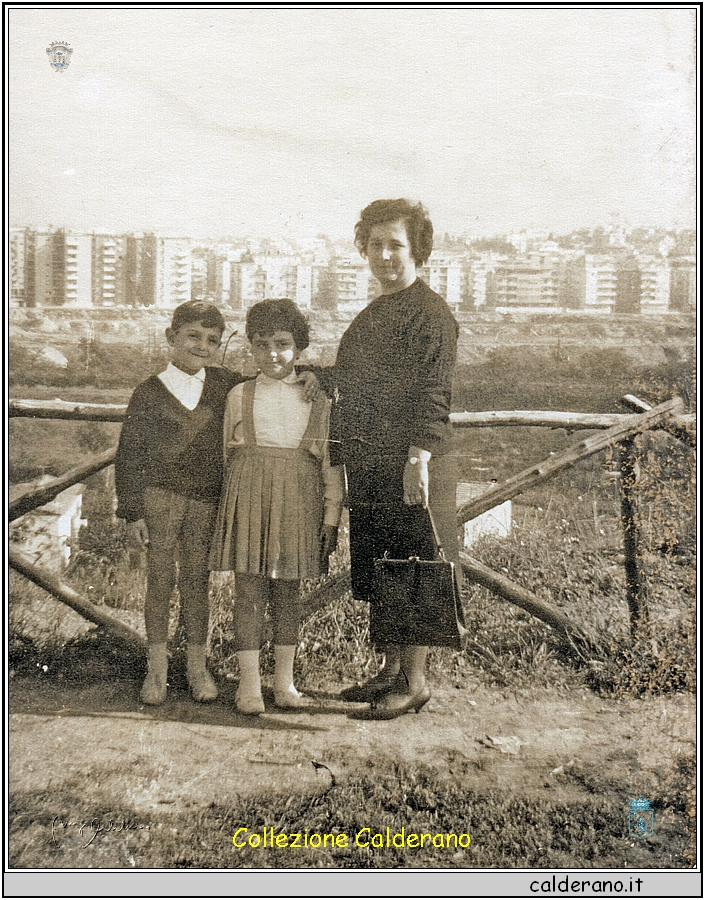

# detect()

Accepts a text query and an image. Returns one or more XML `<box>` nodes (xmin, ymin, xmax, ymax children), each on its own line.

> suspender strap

<box><xmin>241</xmin><ymin>379</ymin><xmax>257</xmax><ymax>446</ymax></box>
<box><xmin>298</xmin><ymin>395</ymin><xmax>329</xmax><ymax>454</ymax></box>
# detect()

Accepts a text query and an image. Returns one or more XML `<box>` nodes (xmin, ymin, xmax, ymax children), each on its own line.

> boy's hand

<box><xmin>319</xmin><ymin>524</ymin><xmax>339</xmax><ymax>574</ymax></box>
<box><xmin>297</xmin><ymin>370</ymin><xmax>321</xmax><ymax>402</ymax></box>
<box><xmin>128</xmin><ymin>519</ymin><xmax>150</xmax><ymax>549</ymax></box>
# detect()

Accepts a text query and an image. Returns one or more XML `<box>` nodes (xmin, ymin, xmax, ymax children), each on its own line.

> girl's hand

<box><xmin>128</xmin><ymin>519</ymin><xmax>150</xmax><ymax>549</ymax></box>
<box><xmin>297</xmin><ymin>370</ymin><xmax>321</xmax><ymax>401</ymax></box>
<box><xmin>319</xmin><ymin>524</ymin><xmax>339</xmax><ymax>574</ymax></box>
<box><xmin>403</xmin><ymin>458</ymin><xmax>429</xmax><ymax>507</ymax></box>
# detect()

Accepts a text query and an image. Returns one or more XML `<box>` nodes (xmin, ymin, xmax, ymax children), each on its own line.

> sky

<box><xmin>8</xmin><ymin>7</ymin><xmax>697</xmax><ymax>242</ymax></box>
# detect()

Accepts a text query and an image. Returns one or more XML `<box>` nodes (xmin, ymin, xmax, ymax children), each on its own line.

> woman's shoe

<box><xmin>339</xmin><ymin>674</ymin><xmax>399</xmax><ymax>703</ymax></box>
<box><xmin>348</xmin><ymin>684</ymin><xmax>431</xmax><ymax>720</ymax></box>
<box><xmin>236</xmin><ymin>691</ymin><xmax>265</xmax><ymax>715</ymax></box>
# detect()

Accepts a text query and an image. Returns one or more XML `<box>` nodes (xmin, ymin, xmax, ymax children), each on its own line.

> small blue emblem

<box><xmin>627</xmin><ymin>796</ymin><xmax>654</xmax><ymax>838</ymax></box>
<box><xmin>46</xmin><ymin>42</ymin><xmax>73</xmax><ymax>72</ymax></box>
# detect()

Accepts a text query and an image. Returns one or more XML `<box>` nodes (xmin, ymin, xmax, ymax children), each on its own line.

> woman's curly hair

<box><xmin>354</xmin><ymin>199</ymin><xmax>434</xmax><ymax>266</ymax></box>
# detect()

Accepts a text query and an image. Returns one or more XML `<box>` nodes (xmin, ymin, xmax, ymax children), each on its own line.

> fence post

<box><xmin>619</xmin><ymin>437</ymin><xmax>648</xmax><ymax>636</ymax></box>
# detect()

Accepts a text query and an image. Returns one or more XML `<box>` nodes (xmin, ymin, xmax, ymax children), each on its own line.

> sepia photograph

<box><xmin>6</xmin><ymin>5</ymin><xmax>698</xmax><ymax>895</ymax></box>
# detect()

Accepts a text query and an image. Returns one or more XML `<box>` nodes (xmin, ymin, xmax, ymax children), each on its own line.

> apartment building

<box><xmin>24</xmin><ymin>229</ymin><xmax>62</xmax><ymax>306</ymax></box>
<box><xmin>562</xmin><ymin>254</ymin><xmax>617</xmax><ymax>313</ymax></box>
<box><xmin>9</xmin><ymin>227</ymin><xmax>27</xmax><ymax>306</ymax></box>
<box><xmin>63</xmin><ymin>233</ymin><xmax>93</xmax><ymax>307</ymax></box>
<box><xmin>419</xmin><ymin>254</ymin><xmax>462</xmax><ymax>310</ymax></box>
<box><xmin>636</xmin><ymin>254</ymin><xmax>671</xmax><ymax>315</ymax></box>
<box><xmin>228</xmin><ymin>256</ymin><xmax>312</xmax><ymax>309</ymax></box>
<box><xmin>155</xmin><ymin>236</ymin><xmax>191</xmax><ymax>308</ymax></box>
<box><xmin>91</xmin><ymin>234</ymin><xmax>132</xmax><ymax>306</ymax></box>
<box><xmin>669</xmin><ymin>257</ymin><xmax>696</xmax><ymax>312</ymax></box>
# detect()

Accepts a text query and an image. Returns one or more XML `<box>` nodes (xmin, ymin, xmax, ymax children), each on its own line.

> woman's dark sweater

<box><xmin>328</xmin><ymin>278</ymin><xmax>458</xmax><ymax>468</ymax></box>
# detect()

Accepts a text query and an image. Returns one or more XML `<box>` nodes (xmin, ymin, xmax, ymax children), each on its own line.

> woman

<box><xmin>325</xmin><ymin>199</ymin><xmax>461</xmax><ymax>719</ymax></box>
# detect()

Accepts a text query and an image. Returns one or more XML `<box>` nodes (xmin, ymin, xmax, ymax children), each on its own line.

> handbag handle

<box><xmin>425</xmin><ymin>505</ymin><xmax>448</xmax><ymax>563</ymax></box>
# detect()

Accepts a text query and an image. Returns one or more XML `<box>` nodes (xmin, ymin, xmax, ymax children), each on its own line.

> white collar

<box><xmin>257</xmin><ymin>371</ymin><xmax>300</xmax><ymax>386</ymax></box>
<box><xmin>158</xmin><ymin>363</ymin><xmax>207</xmax><ymax>410</ymax></box>
<box><xmin>165</xmin><ymin>362</ymin><xmax>206</xmax><ymax>383</ymax></box>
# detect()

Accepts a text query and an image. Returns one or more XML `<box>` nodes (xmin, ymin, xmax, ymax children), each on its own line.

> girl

<box><xmin>211</xmin><ymin>299</ymin><xmax>344</xmax><ymax>714</ymax></box>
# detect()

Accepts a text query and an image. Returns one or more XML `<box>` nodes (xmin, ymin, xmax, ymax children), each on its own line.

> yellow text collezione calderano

<box><xmin>232</xmin><ymin>827</ymin><xmax>471</xmax><ymax>851</ymax></box>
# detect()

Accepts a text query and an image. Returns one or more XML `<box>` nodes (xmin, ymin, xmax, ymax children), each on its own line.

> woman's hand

<box><xmin>297</xmin><ymin>370</ymin><xmax>321</xmax><ymax>401</ymax></box>
<box><xmin>403</xmin><ymin>458</ymin><xmax>429</xmax><ymax>507</ymax></box>
<box><xmin>128</xmin><ymin>519</ymin><xmax>150</xmax><ymax>549</ymax></box>
<box><xmin>319</xmin><ymin>524</ymin><xmax>339</xmax><ymax>574</ymax></box>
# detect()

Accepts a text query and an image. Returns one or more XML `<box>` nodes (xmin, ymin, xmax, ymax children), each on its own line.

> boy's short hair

<box><xmin>245</xmin><ymin>298</ymin><xmax>310</xmax><ymax>352</ymax></box>
<box><xmin>170</xmin><ymin>300</ymin><xmax>226</xmax><ymax>335</ymax></box>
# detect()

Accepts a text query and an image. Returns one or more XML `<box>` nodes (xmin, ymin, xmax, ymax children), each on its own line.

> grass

<box><xmin>9</xmin><ymin>407</ymin><xmax>696</xmax><ymax>872</ymax></box>
<box><xmin>9</xmin><ymin>756</ymin><xmax>695</xmax><ymax>869</ymax></box>
<box><xmin>9</xmin><ymin>438</ymin><xmax>696</xmax><ymax>700</ymax></box>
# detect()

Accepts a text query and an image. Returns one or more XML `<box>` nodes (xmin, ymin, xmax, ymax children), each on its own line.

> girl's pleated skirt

<box><xmin>211</xmin><ymin>445</ymin><xmax>324</xmax><ymax>581</ymax></box>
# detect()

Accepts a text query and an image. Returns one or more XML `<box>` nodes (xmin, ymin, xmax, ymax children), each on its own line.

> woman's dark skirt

<box><xmin>345</xmin><ymin>450</ymin><xmax>462</xmax><ymax>647</ymax></box>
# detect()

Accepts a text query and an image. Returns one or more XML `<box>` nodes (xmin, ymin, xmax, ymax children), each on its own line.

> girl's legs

<box><xmin>234</xmin><ymin>574</ymin><xmax>269</xmax><ymax>713</ymax></box>
<box><xmin>271</xmin><ymin>580</ymin><xmax>303</xmax><ymax>707</ymax></box>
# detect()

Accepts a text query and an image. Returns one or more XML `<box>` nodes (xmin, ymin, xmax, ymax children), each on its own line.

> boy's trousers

<box><xmin>142</xmin><ymin>487</ymin><xmax>217</xmax><ymax>645</ymax></box>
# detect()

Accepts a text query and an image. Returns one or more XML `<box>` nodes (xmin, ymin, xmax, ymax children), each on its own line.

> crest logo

<box><xmin>46</xmin><ymin>41</ymin><xmax>73</xmax><ymax>72</ymax></box>
<box><xmin>627</xmin><ymin>796</ymin><xmax>654</xmax><ymax>839</ymax></box>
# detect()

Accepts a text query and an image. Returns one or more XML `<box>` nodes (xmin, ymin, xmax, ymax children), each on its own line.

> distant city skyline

<box><xmin>9</xmin><ymin>8</ymin><xmax>696</xmax><ymax>241</ymax></box>
<box><xmin>7</xmin><ymin>221</ymin><xmax>696</xmax><ymax>246</ymax></box>
<box><xmin>10</xmin><ymin>221</ymin><xmax>695</xmax><ymax>315</ymax></box>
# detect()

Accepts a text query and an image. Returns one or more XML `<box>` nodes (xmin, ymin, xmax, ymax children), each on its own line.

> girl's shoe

<box><xmin>188</xmin><ymin>669</ymin><xmax>218</xmax><ymax>703</ymax></box>
<box><xmin>140</xmin><ymin>671</ymin><xmax>167</xmax><ymax>706</ymax></box>
<box><xmin>274</xmin><ymin>686</ymin><xmax>304</xmax><ymax>709</ymax></box>
<box><xmin>236</xmin><ymin>691</ymin><xmax>265</xmax><ymax>715</ymax></box>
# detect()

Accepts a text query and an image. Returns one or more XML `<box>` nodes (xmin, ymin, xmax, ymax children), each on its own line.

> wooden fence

<box><xmin>9</xmin><ymin>395</ymin><xmax>694</xmax><ymax>654</ymax></box>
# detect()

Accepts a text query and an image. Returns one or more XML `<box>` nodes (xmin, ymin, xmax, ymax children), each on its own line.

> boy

<box><xmin>114</xmin><ymin>300</ymin><xmax>245</xmax><ymax>705</ymax></box>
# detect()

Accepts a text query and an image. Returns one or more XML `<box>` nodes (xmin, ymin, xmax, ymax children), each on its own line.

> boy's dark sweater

<box><xmin>114</xmin><ymin>367</ymin><xmax>246</xmax><ymax>522</ymax></box>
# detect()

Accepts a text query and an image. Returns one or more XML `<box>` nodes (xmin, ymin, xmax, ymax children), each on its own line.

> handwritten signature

<box><xmin>51</xmin><ymin>815</ymin><xmax>149</xmax><ymax>849</ymax></box>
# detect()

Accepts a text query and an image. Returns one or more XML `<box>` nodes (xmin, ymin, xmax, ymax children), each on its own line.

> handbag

<box><xmin>371</xmin><ymin>507</ymin><xmax>465</xmax><ymax>649</ymax></box>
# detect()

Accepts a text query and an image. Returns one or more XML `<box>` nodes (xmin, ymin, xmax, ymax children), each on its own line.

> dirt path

<box><xmin>10</xmin><ymin>676</ymin><xmax>694</xmax><ymax>840</ymax></box>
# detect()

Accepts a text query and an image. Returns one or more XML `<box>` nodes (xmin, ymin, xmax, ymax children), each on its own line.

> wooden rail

<box><xmin>9</xmin><ymin>548</ymin><xmax>145</xmax><ymax>649</ymax></box>
<box><xmin>9</xmin><ymin>393</ymin><xmax>693</xmax><ymax>650</ymax></box>
<box><xmin>9</xmin><ymin>448</ymin><xmax>116</xmax><ymax>522</ymax></box>
<box><xmin>456</xmin><ymin>398</ymin><xmax>684</xmax><ymax>526</ymax></box>
<box><xmin>9</xmin><ymin>398</ymin><xmax>695</xmax><ymax>433</ymax></box>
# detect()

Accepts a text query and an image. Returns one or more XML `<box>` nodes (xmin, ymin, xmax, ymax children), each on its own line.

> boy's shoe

<box><xmin>188</xmin><ymin>669</ymin><xmax>218</xmax><ymax>703</ymax></box>
<box><xmin>236</xmin><ymin>691</ymin><xmax>265</xmax><ymax>715</ymax></box>
<box><xmin>274</xmin><ymin>686</ymin><xmax>304</xmax><ymax>709</ymax></box>
<box><xmin>140</xmin><ymin>671</ymin><xmax>167</xmax><ymax>705</ymax></box>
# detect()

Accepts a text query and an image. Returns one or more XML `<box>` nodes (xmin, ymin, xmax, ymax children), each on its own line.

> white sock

<box><xmin>187</xmin><ymin>644</ymin><xmax>208</xmax><ymax>676</ymax></box>
<box><xmin>274</xmin><ymin>645</ymin><xmax>296</xmax><ymax>694</ymax></box>
<box><xmin>147</xmin><ymin>643</ymin><xmax>168</xmax><ymax>678</ymax></box>
<box><xmin>237</xmin><ymin>650</ymin><xmax>262</xmax><ymax>698</ymax></box>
